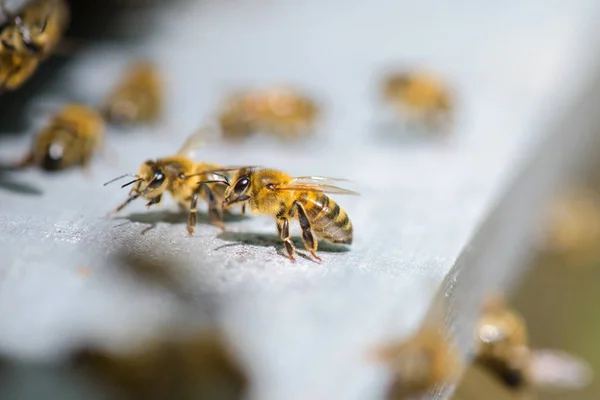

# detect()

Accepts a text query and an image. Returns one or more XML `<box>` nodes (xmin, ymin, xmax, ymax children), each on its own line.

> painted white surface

<box><xmin>0</xmin><ymin>1</ymin><xmax>598</xmax><ymax>399</ymax></box>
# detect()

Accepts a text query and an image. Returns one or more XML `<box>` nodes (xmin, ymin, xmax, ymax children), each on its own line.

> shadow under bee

<box><xmin>108</xmin><ymin>241</ymin><xmax>218</xmax><ymax>313</ymax></box>
<box><xmin>0</xmin><ymin>170</ymin><xmax>43</xmax><ymax>195</ymax></box>
<box><xmin>113</xmin><ymin>209</ymin><xmax>247</xmax><ymax>235</ymax></box>
<box><xmin>215</xmin><ymin>231</ymin><xmax>351</xmax><ymax>260</ymax></box>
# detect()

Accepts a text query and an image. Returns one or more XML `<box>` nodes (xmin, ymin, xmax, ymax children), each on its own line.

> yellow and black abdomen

<box><xmin>299</xmin><ymin>192</ymin><xmax>353</xmax><ymax>245</ymax></box>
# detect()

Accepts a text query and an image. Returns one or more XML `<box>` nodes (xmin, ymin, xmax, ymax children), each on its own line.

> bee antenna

<box><xmin>103</xmin><ymin>173</ymin><xmax>138</xmax><ymax>186</ymax></box>
<box><xmin>121</xmin><ymin>178</ymin><xmax>143</xmax><ymax>188</ymax></box>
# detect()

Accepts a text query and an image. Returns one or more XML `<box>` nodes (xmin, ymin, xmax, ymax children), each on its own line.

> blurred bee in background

<box><xmin>473</xmin><ymin>294</ymin><xmax>592</xmax><ymax>394</ymax></box>
<box><xmin>16</xmin><ymin>103</ymin><xmax>105</xmax><ymax>171</ymax></box>
<box><xmin>73</xmin><ymin>330</ymin><xmax>248</xmax><ymax>400</ymax></box>
<box><xmin>370</xmin><ymin>328</ymin><xmax>461</xmax><ymax>399</ymax></box>
<box><xmin>207</xmin><ymin>167</ymin><xmax>357</xmax><ymax>262</ymax></box>
<box><xmin>0</xmin><ymin>0</ymin><xmax>70</xmax><ymax>90</ymax></box>
<box><xmin>382</xmin><ymin>69</ymin><xmax>454</xmax><ymax>133</ymax></box>
<box><xmin>218</xmin><ymin>87</ymin><xmax>320</xmax><ymax>142</ymax></box>
<box><xmin>103</xmin><ymin>61</ymin><xmax>163</xmax><ymax>125</ymax></box>
<box><xmin>0</xmin><ymin>0</ymin><xmax>69</xmax><ymax>57</ymax></box>
<box><xmin>534</xmin><ymin>187</ymin><xmax>600</xmax><ymax>266</ymax></box>
<box><xmin>105</xmin><ymin>128</ymin><xmax>230</xmax><ymax>234</ymax></box>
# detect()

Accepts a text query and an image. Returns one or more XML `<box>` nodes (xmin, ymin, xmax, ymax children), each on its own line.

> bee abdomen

<box><xmin>301</xmin><ymin>194</ymin><xmax>353</xmax><ymax>245</ymax></box>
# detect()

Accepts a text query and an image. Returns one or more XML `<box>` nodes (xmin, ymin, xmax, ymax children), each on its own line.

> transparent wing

<box><xmin>181</xmin><ymin>166</ymin><xmax>262</xmax><ymax>180</ymax></box>
<box><xmin>277</xmin><ymin>182</ymin><xmax>359</xmax><ymax>195</ymax></box>
<box><xmin>530</xmin><ymin>349</ymin><xmax>593</xmax><ymax>390</ymax></box>
<box><xmin>200</xmin><ymin>165</ymin><xmax>263</xmax><ymax>174</ymax></box>
<box><xmin>176</xmin><ymin>125</ymin><xmax>219</xmax><ymax>159</ymax></box>
<box><xmin>290</xmin><ymin>176</ymin><xmax>353</xmax><ymax>183</ymax></box>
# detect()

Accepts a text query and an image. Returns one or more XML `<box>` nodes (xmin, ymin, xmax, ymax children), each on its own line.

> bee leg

<box><xmin>14</xmin><ymin>151</ymin><xmax>34</xmax><ymax>169</ymax></box>
<box><xmin>276</xmin><ymin>217</ymin><xmax>296</xmax><ymax>262</ymax></box>
<box><xmin>241</xmin><ymin>203</ymin><xmax>246</xmax><ymax>216</ymax></box>
<box><xmin>294</xmin><ymin>202</ymin><xmax>321</xmax><ymax>263</ymax></box>
<box><xmin>204</xmin><ymin>184</ymin><xmax>225</xmax><ymax>231</ymax></box>
<box><xmin>109</xmin><ymin>192</ymin><xmax>141</xmax><ymax>216</ymax></box>
<box><xmin>145</xmin><ymin>195</ymin><xmax>161</xmax><ymax>209</ymax></box>
<box><xmin>187</xmin><ymin>185</ymin><xmax>202</xmax><ymax>236</ymax></box>
<box><xmin>81</xmin><ymin>156</ymin><xmax>93</xmax><ymax>176</ymax></box>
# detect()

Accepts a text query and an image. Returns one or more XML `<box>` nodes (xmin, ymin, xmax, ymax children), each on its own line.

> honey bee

<box><xmin>218</xmin><ymin>87</ymin><xmax>320</xmax><ymax>141</ymax></box>
<box><xmin>536</xmin><ymin>187</ymin><xmax>600</xmax><ymax>264</ymax></box>
<box><xmin>0</xmin><ymin>51</ymin><xmax>38</xmax><ymax>90</ymax></box>
<box><xmin>0</xmin><ymin>0</ymin><xmax>70</xmax><ymax>58</ymax></box>
<box><xmin>382</xmin><ymin>69</ymin><xmax>453</xmax><ymax>132</ymax></box>
<box><xmin>73</xmin><ymin>330</ymin><xmax>248</xmax><ymax>400</ymax></box>
<box><xmin>371</xmin><ymin>328</ymin><xmax>461</xmax><ymax>399</ymax></box>
<box><xmin>103</xmin><ymin>61</ymin><xmax>164</xmax><ymax>125</ymax></box>
<box><xmin>474</xmin><ymin>295</ymin><xmax>592</xmax><ymax>392</ymax></box>
<box><xmin>105</xmin><ymin>129</ymin><xmax>229</xmax><ymax>234</ymax></box>
<box><xmin>16</xmin><ymin>104</ymin><xmax>105</xmax><ymax>171</ymax></box>
<box><xmin>0</xmin><ymin>0</ymin><xmax>69</xmax><ymax>90</ymax></box>
<box><xmin>207</xmin><ymin>167</ymin><xmax>357</xmax><ymax>262</ymax></box>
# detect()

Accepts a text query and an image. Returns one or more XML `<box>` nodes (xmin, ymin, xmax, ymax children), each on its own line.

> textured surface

<box><xmin>0</xmin><ymin>1</ymin><xmax>599</xmax><ymax>399</ymax></box>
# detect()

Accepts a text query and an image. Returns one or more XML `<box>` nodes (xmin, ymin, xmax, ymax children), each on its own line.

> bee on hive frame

<box><xmin>105</xmin><ymin>128</ymin><xmax>230</xmax><ymax>234</ymax></box>
<box><xmin>16</xmin><ymin>104</ymin><xmax>105</xmax><ymax>171</ymax></box>
<box><xmin>218</xmin><ymin>87</ymin><xmax>320</xmax><ymax>141</ymax></box>
<box><xmin>200</xmin><ymin>167</ymin><xmax>357</xmax><ymax>262</ymax></box>
<box><xmin>370</xmin><ymin>328</ymin><xmax>461</xmax><ymax>400</ymax></box>
<box><xmin>103</xmin><ymin>60</ymin><xmax>164</xmax><ymax>125</ymax></box>
<box><xmin>0</xmin><ymin>0</ymin><xmax>69</xmax><ymax>58</ymax></box>
<box><xmin>474</xmin><ymin>294</ymin><xmax>592</xmax><ymax>394</ymax></box>
<box><xmin>0</xmin><ymin>0</ymin><xmax>69</xmax><ymax>90</ymax></box>
<box><xmin>382</xmin><ymin>69</ymin><xmax>454</xmax><ymax>132</ymax></box>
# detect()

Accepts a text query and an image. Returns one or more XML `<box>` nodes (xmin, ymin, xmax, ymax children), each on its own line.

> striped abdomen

<box><xmin>299</xmin><ymin>192</ymin><xmax>353</xmax><ymax>244</ymax></box>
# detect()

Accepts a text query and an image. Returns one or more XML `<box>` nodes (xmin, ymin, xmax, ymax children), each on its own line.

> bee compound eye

<box><xmin>150</xmin><ymin>171</ymin><xmax>165</xmax><ymax>188</ymax></box>
<box><xmin>42</xmin><ymin>143</ymin><xmax>64</xmax><ymax>171</ymax></box>
<box><xmin>234</xmin><ymin>177</ymin><xmax>250</xmax><ymax>194</ymax></box>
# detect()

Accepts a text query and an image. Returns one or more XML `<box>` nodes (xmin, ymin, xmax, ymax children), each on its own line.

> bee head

<box><xmin>41</xmin><ymin>141</ymin><xmax>65</xmax><ymax>171</ymax></box>
<box><xmin>135</xmin><ymin>160</ymin><xmax>168</xmax><ymax>197</ymax></box>
<box><xmin>384</xmin><ymin>73</ymin><xmax>412</xmax><ymax>98</ymax></box>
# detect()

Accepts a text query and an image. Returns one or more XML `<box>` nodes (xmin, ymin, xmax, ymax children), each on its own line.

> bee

<box><xmin>16</xmin><ymin>104</ymin><xmax>105</xmax><ymax>171</ymax></box>
<box><xmin>103</xmin><ymin>61</ymin><xmax>164</xmax><ymax>125</ymax></box>
<box><xmin>218</xmin><ymin>87</ymin><xmax>320</xmax><ymax>141</ymax></box>
<box><xmin>474</xmin><ymin>295</ymin><xmax>592</xmax><ymax>393</ymax></box>
<box><xmin>0</xmin><ymin>51</ymin><xmax>38</xmax><ymax>90</ymax></box>
<box><xmin>208</xmin><ymin>167</ymin><xmax>357</xmax><ymax>262</ymax></box>
<box><xmin>382</xmin><ymin>69</ymin><xmax>453</xmax><ymax>132</ymax></box>
<box><xmin>0</xmin><ymin>0</ymin><xmax>69</xmax><ymax>91</ymax></box>
<box><xmin>535</xmin><ymin>187</ymin><xmax>600</xmax><ymax>264</ymax></box>
<box><xmin>73</xmin><ymin>330</ymin><xmax>248</xmax><ymax>400</ymax></box>
<box><xmin>105</xmin><ymin>129</ymin><xmax>229</xmax><ymax>234</ymax></box>
<box><xmin>0</xmin><ymin>0</ymin><xmax>70</xmax><ymax>59</ymax></box>
<box><xmin>370</xmin><ymin>328</ymin><xmax>461</xmax><ymax>399</ymax></box>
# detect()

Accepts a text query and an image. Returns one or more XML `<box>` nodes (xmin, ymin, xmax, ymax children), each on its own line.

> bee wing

<box><xmin>200</xmin><ymin>165</ymin><xmax>263</xmax><ymax>174</ymax></box>
<box><xmin>529</xmin><ymin>349</ymin><xmax>593</xmax><ymax>390</ymax></box>
<box><xmin>182</xmin><ymin>166</ymin><xmax>262</xmax><ymax>180</ymax></box>
<box><xmin>290</xmin><ymin>176</ymin><xmax>353</xmax><ymax>184</ymax></box>
<box><xmin>176</xmin><ymin>125</ymin><xmax>219</xmax><ymax>159</ymax></box>
<box><xmin>277</xmin><ymin>182</ymin><xmax>360</xmax><ymax>195</ymax></box>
